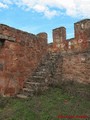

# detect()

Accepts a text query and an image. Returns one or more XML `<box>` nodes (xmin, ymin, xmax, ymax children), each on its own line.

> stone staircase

<box><xmin>17</xmin><ymin>52</ymin><xmax>60</xmax><ymax>98</ymax></box>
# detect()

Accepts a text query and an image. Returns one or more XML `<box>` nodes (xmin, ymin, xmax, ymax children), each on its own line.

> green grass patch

<box><xmin>0</xmin><ymin>87</ymin><xmax>90</xmax><ymax>120</ymax></box>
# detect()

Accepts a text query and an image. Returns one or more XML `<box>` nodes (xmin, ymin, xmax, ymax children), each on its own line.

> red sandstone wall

<box><xmin>51</xmin><ymin>19</ymin><xmax>90</xmax><ymax>85</ymax></box>
<box><xmin>52</xmin><ymin>51</ymin><xmax>90</xmax><ymax>86</ymax></box>
<box><xmin>0</xmin><ymin>24</ymin><xmax>47</xmax><ymax>96</ymax></box>
<box><xmin>62</xmin><ymin>52</ymin><xmax>90</xmax><ymax>84</ymax></box>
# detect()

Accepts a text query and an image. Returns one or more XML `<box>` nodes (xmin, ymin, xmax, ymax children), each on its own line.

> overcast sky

<box><xmin>0</xmin><ymin>0</ymin><xmax>90</xmax><ymax>43</ymax></box>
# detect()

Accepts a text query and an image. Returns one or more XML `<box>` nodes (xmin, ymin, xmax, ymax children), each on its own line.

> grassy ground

<box><xmin>0</xmin><ymin>87</ymin><xmax>90</xmax><ymax>120</ymax></box>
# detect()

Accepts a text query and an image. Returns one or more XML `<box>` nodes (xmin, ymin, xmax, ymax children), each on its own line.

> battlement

<box><xmin>49</xmin><ymin>19</ymin><xmax>90</xmax><ymax>53</ymax></box>
<box><xmin>75</xmin><ymin>19</ymin><xmax>90</xmax><ymax>24</ymax></box>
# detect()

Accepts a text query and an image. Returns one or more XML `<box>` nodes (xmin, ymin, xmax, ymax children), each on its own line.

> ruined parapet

<box><xmin>75</xmin><ymin>19</ymin><xmax>90</xmax><ymax>40</ymax></box>
<box><xmin>37</xmin><ymin>32</ymin><xmax>47</xmax><ymax>48</ymax></box>
<box><xmin>53</xmin><ymin>27</ymin><xmax>66</xmax><ymax>51</ymax></box>
<box><xmin>74</xmin><ymin>19</ymin><xmax>90</xmax><ymax>51</ymax></box>
<box><xmin>51</xmin><ymin>19</ymin><xmax>90</xmax><ymax>53</ymax></box>
<box><xmin>37</xmin><ymin>32</ymin><xmax>47</xmax><ymax>41</ymax></box>
<box><xmin>36</xmin><ymin>32</ymin><xmax>48</xmax><ymax>56</ymax></box>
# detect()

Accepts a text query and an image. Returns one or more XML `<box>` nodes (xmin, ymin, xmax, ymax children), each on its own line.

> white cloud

<box><xmin>2</xmin><ymin>0</ymin><xmax>12</xmax><ymax>4</ymax></box>
<box><xmin>0</xmin><ymin>2</ymin><xmax>8</xmax><ymax>8</ymax></box>
<box><xmin>0</xmin><ymin>0</ymin><xmax>90</xmax><ymax>18</ymax></box>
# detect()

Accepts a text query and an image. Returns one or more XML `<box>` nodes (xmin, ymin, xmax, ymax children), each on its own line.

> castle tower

<box><xmin>74</xmin><ymin>19</ymin><xmax>90</xmax><ymax>43</ymax></box>
<box><xmin>53</xmin><ymin>27</ymin><xmax>66</xmax><ymax>49</ymax></box>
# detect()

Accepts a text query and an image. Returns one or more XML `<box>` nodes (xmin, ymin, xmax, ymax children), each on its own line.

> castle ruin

<box><xmin>0</xmin><ymin>19</ymin><xmax>90</xmax><ymax>98</ymax></box>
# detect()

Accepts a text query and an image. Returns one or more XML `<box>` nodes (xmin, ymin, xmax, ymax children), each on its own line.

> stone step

<box><xmin>27</xmin><ymin>77</ymin><xmax>47</xmax><ymax>83</ymax></box>
<box><xmin>17</xmin><ymin>52</ymin><xmax>61</xmax><ymax>98</ymax></box>
<box><xmin>32</xmin><ymin>74</ymin><xmax>47</xmax><ymax>78</ymax></box>
<box><xmin>21</xmin><ymin>88</ymin><xmax>34</xmax><ymax>97</ymax></box>
<box><xmin>24</xmin><ymin>84</ymin><xmax>48</xmax><ymax>95</ymax></box>
<box><xmin>41</xmin><ymin>57</ymin><xmax>58</xmax><ymax>64</ymax></box>
<box><xmin>25</xmin><ymin>82</ymin><xmax>46</xmax><ymax>90</ymax></box>
<box><xmin>36</xmin><ymin>68</ymin><xmax>48</xmax><ymax>72</ymax></box>
<box><xmin>35</xmin><ymin>71</ymin><xmax>46</xmax><ymax>75</ymax></box>
<box><xmin>17</xmin><ymin>85</ymin><xmax>49</xmax><ymax>99</ymax></box>
<box><xmin>49</xmin><ymin>56</ymin><xmax>58</xmax><ymax>58</ymax></box>
<box><xmin>39</xmin><ymin>64</ymin><xmax>49</xmax><ymax>67</ymax></box>
<box><xmin>32</xmin><ymin>75</ymin><xmax>44</xmax><ymax>79</ymax></box>
<box><xmin>26</xmin><ymin>81</ymin><xmax>43</xmax><ymax>85</ymax></box>
<box><xmin>17</xmin><ymin>94</ymin><xmax>28</xmax><ymax>99</ymax></box>
<box><xmin>31</xmin><ymin>76</ymin><xmax>45</xmax><ymax>81</ymax></box>
<box><xmin>49</xmin><ymin>58</ymin><xmax>57</xmax><ymax>60</ymax></box>
<box><xmin>25</xmin><ymin>82</ymin><xmax>46</xmax><ymax>86</ymax></box>
<box><xmin>23</xmin><ymin>88</ymin><xmax>34</xmax><ymax>92</ymax></box>
<box><xmin>40</xmin><ymin>61</ymin><xmax>51</xmax><ymax>65</ymax></box>
<box><xmin>37</xmin><ymin>65</ymin><xmax>48</xmax><ymax>70</ymax></box>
